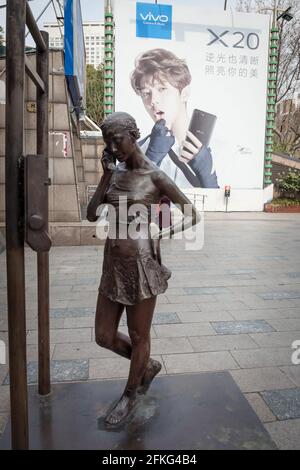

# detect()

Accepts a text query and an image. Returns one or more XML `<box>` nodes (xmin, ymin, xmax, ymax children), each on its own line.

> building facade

<box><xmin>44</xmin><ymin>21</ymin><xmax>105</xmax><ymax>69</ymax></box>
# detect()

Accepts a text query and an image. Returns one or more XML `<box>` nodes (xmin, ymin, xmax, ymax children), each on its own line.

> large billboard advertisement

<box><xmin>114</xmin><ymin>0</ymin><xmax>270</xmax><ymax>191</ymax></box>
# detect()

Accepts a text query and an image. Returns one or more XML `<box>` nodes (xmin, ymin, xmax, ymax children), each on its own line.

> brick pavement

<box><xmin>1</xmin><ymin>212</ymin><xmax>300</xmax><ymax>449</ymax></box>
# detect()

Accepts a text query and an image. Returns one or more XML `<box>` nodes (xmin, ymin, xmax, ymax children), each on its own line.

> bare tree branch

<box><xmin>237</xmin><ymin>0</ymin><xmax>300</xmax><ymax>156</ymax></box>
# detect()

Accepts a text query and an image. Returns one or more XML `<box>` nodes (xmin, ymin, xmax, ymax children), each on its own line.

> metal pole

<box><xmin>36</xmin><ymin>31</ymin><xmax>51</xmax><ymax>396</ymax></box>
<box><xmin>264</xmin><ymin>2</ymin><xmax>279</xmax><ymax>186</ymax></box>
<box><xmin>25</xmin><ymin>2</ymin><xmax>47</xmax><ymax>52</ymax></box>
<box><xmin>272</xmin><ymin>0</ymin><xmax>278</xmax><ymax>28</ymax></box>
<box><xmin>5</xmin><ymin>0</ymin><xmax>29</xmax><ymax>449</ymax></box>
<box><xmin>25</xmin><ymin>0</ymin><xmax>53</xmax><ymax>39</ymax></box>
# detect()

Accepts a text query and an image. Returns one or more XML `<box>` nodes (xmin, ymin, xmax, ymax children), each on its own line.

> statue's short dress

<box><xmin>99</xmin><ymin>163</ymin><xmax>171</xmax><ymax>305</ymax></box>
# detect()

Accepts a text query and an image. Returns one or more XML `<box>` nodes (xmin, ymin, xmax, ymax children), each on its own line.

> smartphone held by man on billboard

<box><xmin>131</xmin><ymin>48</ymin><xmax>219</xmax><ymax>189</ymax></box>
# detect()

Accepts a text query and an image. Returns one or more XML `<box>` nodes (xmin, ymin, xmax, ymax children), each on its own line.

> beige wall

<box><xmin>0</xmin><ymin>49</ymin><xmax>106</xmax><ymax>235</ymax></box>
<box><xmin>81</xmin><ymin>137</ymin><xmax>104</xmax><ymax>205</ymax></box>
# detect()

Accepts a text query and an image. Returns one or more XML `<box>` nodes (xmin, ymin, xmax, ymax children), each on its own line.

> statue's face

<box><xmin>103</xmin><ymin>128</ymin><xmax>135</xmax><ymax>162</ymax></box>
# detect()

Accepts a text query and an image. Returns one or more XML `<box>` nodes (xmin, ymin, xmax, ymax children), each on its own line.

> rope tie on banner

<box><xmin>264</xmin><ymin>26</ymin><xmax>279</xmax><ymax>186</ymax></box>
<box><xmin>104</xmin><ymin>1</ymin><xmax>114</xmax><ymax>116</ymax></box>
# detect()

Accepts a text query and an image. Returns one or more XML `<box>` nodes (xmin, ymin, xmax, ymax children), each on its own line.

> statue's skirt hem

<box><xmin>98</xmin><ymin>237</ymin><xmax>171</xmax><ymax>306</ymax></box>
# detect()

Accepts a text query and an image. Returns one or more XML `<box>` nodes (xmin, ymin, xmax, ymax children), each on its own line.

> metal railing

<box><xmin>5</xmin><ymin>0</ymin><xmax>51</xmax><ymax>449</ymax></box>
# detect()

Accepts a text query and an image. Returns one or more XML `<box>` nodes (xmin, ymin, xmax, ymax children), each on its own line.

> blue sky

<box><xmin>0</xmin><ymin>1</ymin><xmax>105</xmax><ymax>32</ymax></box>
<box><xmin>1</xmin><ymin>0</ymin><xmax>239</xmax><ymax>38</ymax></box>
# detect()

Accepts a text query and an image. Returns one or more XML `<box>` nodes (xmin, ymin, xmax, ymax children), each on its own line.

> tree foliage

<box><xmin>0</xmin><ymin>26</ymin><xmax>3</xmax><ymax>45</ymax></box>
<box><xmin>236</xmin><ymin>0</ymin><xmax>300</xmax><ymax>103</ymax></box>
<box><xmin>275</xmin><ymin>102</ymin><xmax>300</xmax><ymax>155</ymax></box>
<box><xmin>276</xmin><ymin>168</ymin><xmax>300</xmax><ymax>196</ymax></box>
<box><xmin>85</xmin><ymin>64</ymin><xmax>104</xmax><ymax>127</ymax></box>
<box><xmin>236</xmin><ymin>0</ymin><xmax>300</xmax><ymax>156</ymax></box>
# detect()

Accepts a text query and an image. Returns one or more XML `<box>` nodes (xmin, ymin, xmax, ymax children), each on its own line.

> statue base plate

<box><xmin>0</xmin><ymin>371</ymin><xmax>276</xmax><ymax>450</ymax></box>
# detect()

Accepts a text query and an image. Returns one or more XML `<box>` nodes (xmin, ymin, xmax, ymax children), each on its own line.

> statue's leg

<box><xmin>125</xmin><ymin>296</ymin><xmax>157</xmax><ymax>391</ymax></box>
<box><xmin>95</xmin><ymin>293</ymin><xmax>132</xmax><ymax>358</ymax></box>
<box><xmin>95</xmin><ymin>293</ymin><xmax>160</xmax><ymax>381</ymax></box>
<box><xmin>105</xmin><ymin>296</ymin><xmax>158</xmax><ymax>426</ymax></box>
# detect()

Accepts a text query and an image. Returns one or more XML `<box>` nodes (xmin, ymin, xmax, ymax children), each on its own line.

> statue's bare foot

<box><xmin>105</xmin><ymin>394</ymin><xmax>137</xmax><ymax>426</ymax></box>
<box><xmin>138</xmin><ymin>358</ymin><xmax>162</xmax><ymax>394</ymax></box>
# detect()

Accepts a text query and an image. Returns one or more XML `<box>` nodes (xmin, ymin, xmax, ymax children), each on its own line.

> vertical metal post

<box><xmin>5</xmin><ymin>0</ymin><xmax>29</xmax><ymax>449</ymax></box>
<box><xmin>36</xmin><ymin>31</ymin><xmax>51</xmax><ymax>396</ymax></box>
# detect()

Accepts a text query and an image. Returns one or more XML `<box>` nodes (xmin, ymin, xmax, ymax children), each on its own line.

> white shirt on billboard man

<box><xmin>130</xmin><ymin>48</ymin><xmax>219</xmax><ymax>189</ymax></box>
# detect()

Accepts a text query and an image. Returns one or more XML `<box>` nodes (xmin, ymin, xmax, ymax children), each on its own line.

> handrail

<box><xmin>26</xmin><ymin>2</ymin><xmax>47</xmax><ymax>52</ymax></box>
<box><xmin>25</xmin><ymin>56</ymin><xmax>45</xmax><ymax>92</ymax></box>
<box><xmin>5</xmin><ymin>0</ymin><xmax>50</xmax><ymax>449</ymax></box>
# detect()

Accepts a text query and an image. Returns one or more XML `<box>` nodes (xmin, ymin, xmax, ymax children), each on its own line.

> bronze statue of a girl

<box><xmin>87</xmin><ymin>112</ymin><xmax>200</xmax><ymax>426</ymax></box>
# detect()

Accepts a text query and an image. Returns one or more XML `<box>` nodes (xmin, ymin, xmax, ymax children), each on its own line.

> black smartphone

<box><xmin>185</xmin><ymin>109</ymin><xmax>217</xmax><ymax>148</ymax></box>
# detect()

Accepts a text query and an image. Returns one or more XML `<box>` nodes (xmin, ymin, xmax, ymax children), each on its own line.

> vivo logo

<box><xmin>136</xmin><ymin>3</ymin><xmax>172</xmax><ymax>39</ymax></box>
<box><xmin>140</xmin><ymin>12</ymin><xmax>168</xmax><ymax>23</ymax></box>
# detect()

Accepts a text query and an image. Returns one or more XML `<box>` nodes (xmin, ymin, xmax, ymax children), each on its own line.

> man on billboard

<box><xmin>130</xmin><ymin>48</ymin><xmax>219</xmax><ymax>189</ymax></box>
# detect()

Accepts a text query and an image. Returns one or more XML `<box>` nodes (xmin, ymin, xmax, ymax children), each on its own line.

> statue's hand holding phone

<box><xmin>101</xmin><ymin>148</ymin><xmax>116</xmax><ymax>173</ymax></box>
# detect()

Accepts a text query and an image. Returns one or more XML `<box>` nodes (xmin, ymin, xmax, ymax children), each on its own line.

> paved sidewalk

<box><xmin>1</xmin><ymin>212</ymin><xmax>300</xmax><ymax>449</ymax></box>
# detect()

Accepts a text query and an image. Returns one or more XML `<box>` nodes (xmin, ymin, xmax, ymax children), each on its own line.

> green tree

<box><xmin>85</xmin><ymin>64</ymin><xmax>104</xmax><ymax>127</ymax></box>
<box><xmin>276</xmin><ymin>168</ymin><xmax>300</xmax><ymax>198</ymax></box>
